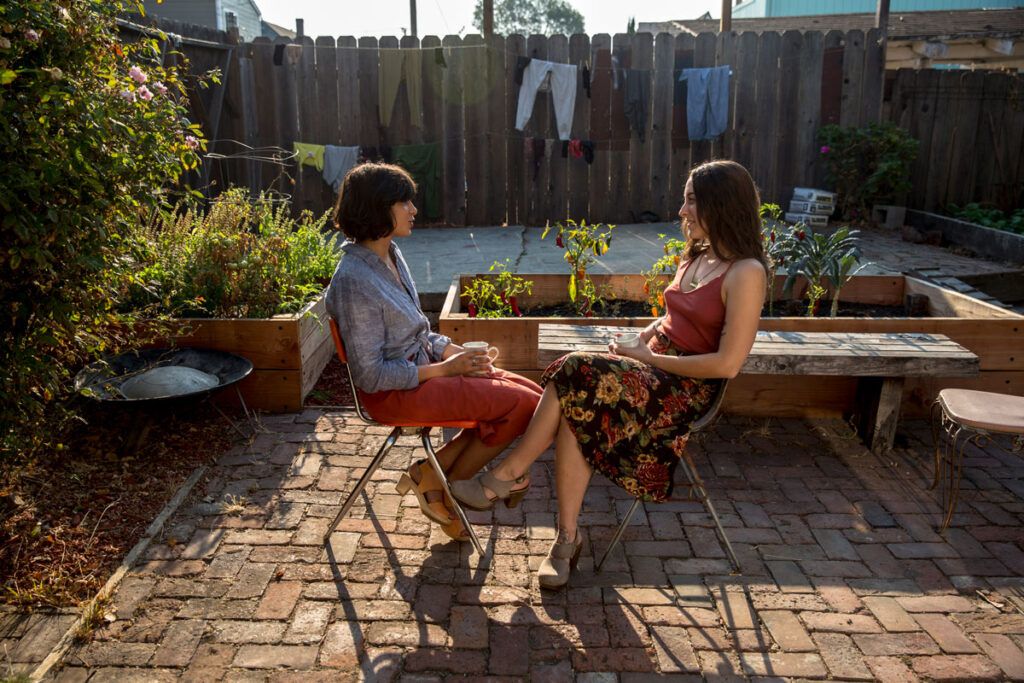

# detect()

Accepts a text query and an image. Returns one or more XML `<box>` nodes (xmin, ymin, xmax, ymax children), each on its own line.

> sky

<box><xmin>256</xmin><ymin>0</ymin><xmax>722</xmax><ymax>39</ymax></box>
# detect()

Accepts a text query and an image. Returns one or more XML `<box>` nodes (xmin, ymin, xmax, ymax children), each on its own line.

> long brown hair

<box><xmin>685</xmin><ymin>160</ymin><xmax>768</xmax><ymax>270</ymax></box>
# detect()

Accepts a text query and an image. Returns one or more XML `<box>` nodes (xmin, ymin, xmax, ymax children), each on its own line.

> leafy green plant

<box><xmin>819</xmin><ymin>122</ymin><xmax>918</xmax><ymax>221</ymax></box>
<box><xmin>118</xmin><ymin>189</ymin><xmax>335</xmax><ymax>319</ymax></box>
<box><xmin>759</xmin><ymin>203</ymin><xmax>799</xmax><ymax>317</ymax></box>
<box><xmin>1</xmin><ymin>1</ymin><xmax>210</xmax><ymax>464</ymax></box>
<box><xmin>542</xmin><ymin>219</ymin><xmax>615</xmax><ymax>316</ymax></box>
<box><xmin>641</xmin><ymin>233</ymin><xmax>686</xmax><ymax>316</ymax></box>
<box><xmin>463</xmin><ymin>260</ymin><xmax>533</xmax><ymax>318</ymax></box>
<box><xmin>782</xmin><ymin>226</ymin><xmax>867</xmax><ymax>317</ymax></box>
<box><xmin>949</xmin><ymin>203</ymin><xmax>1024</xmax><ymax>235</ymax></box>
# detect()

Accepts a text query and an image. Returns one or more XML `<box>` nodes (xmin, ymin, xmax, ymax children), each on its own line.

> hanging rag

<box><xmin>435</xmin><ymin>47</ymin><xmax>447</xmax><ymax>68</ymax></box>
<box><xmin>273</xmin><ymin>43</ymin><xmax>285</xmax><ymax>66</ymax></box>
<box><xmin>360</xmin><ymin>145</ymin><xmax>393</xmax><ymax>163</ymax></box>
<box><xmin>379</xmin><ymin>48</ymin><xmax>424</xmax><ymax>129</ymax></box>
<box><xmin>514</xmin><ymin>56</ymin><xmax>532</xmax><ymax>85</ymax></box>
<box><xmin>515</xmin><ymin>59</ymin><xmax>578</xmax><ymax>141</ymax></box>
<box><xmin>569</xmin><ymin>139</ymin><xmax>583</xmax><ymax>159</ymax></box>
<box><xmin>582</xmin><ymin>62</ymin><xmax>591</xmax><ymax>98</ymax></box>
<box><xmin>623</xmin><ymin>69</ymin><xmax>650</xmax><ymax>142</ymax></box>
<box><xmin>293</xmin><ymin>142</ymin><xmax>325</xmax><ymax>171</ymax></box>
<box><xmin>581</xmin><ymin>140</ymin><xmax>594</xmax><ymax>164</ymax></box>
<box><xmin>679</xmin><ymin>65</ymin><xmax>730</xmax><ymax>140</ymax></box>
<box><xmin>611</xmin><ymin>55</ymin><xmax>623</xmax><ymax>90</ymax></box>
<box><xmin>322</xmin><ymin>145</ymin><xmax>360</xmax><ymax>192</ymax></box>
<box><xmin>529</xmin><ymin>137</ymin><xmax>545</xmax><ymax>181</ymax></box>
<box><xmin>392</xmin><ymin>142</ymin><xmax>441</xmax><ymax>218</ymax></box>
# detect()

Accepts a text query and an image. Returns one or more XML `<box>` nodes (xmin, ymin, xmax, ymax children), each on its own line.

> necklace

<box><xmin>686</xmin><ymin>253</ymin><xmax>723</xmax><ymax>290</ymax></box>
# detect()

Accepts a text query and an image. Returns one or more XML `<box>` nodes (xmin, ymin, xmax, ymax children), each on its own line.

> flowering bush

<box><xmin>819</xmin><ymin>122</ymin><xmax>918</xmax><ymax>221</ymax></box>
<box><xmin>462</xmin><ymin>260</ymin><xmax>533</xmax><ymax>318</ymax></box>
<box><xmin>1</xmin><ymin>1</ymin><xmax>209</xmax><ymax>462</ymax></box>
<box><xmin>542</xmin><ymin>219</ymin><xmax>616</xmax><ymax>316</ymax></box>
<box><xmin>641</xmin><ymin>234</ymin><xmax>687</xmax><ymax>316</ymax></box>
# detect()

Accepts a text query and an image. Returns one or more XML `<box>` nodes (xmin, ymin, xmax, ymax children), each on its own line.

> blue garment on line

<box><xmin>679</xmin><ymin>66</ymin><xmax>731</xmax><ymax>141</ymax></box>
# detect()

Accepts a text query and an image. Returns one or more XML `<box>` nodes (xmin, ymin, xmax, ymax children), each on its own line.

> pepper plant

<box><xmin>542</xmin><ymin>219</ymin><xmax>615</xmax><ymax>316</ymax></box>
<box><xmin>759</xmin><ymin>203</ymin><xmax>798</xmax><ymax>317</ymax></box>
<box><xmin>641</xmin><ymin>233</ymin><xmax>687</xmax><ymax>316</ymax></box>
<box><xmin>463</xmin><ymin>260</ymin><xmax>532</xmax><ymax>318</ymax></box>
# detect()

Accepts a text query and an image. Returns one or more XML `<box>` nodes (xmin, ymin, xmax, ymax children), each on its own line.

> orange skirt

<box><xmin>359</xmin><ymin>369</ymin><xmax>543</xmax><ymax>446</ymax></box>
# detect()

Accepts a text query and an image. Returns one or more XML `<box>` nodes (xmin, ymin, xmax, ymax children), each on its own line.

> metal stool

<box><xmin>322</xmin><ymin>319</ymin><xmax>485</xmax><ymax>557</ymax></box>
<box><xmin>931</xmin><ymin>388</ymin><xmax>1024</xmax><ymax>532</ymax></box>
<box><xmin>595</xmin><ymin>380</ymin><xmax>739</xmax><ymax>572</ymax></box>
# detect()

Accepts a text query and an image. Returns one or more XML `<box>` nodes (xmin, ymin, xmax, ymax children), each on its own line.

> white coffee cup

<box><xmin>614</xmin><ymin>332</ymin><xmax>641</xmax><ymax>348</ymax></box>
<box><xmin>462</xmin><ymin>341</ymin><xmax>500</xmax><ymax>362</ymax></box>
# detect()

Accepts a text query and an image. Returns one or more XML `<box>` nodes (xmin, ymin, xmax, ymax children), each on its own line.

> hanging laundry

<box><xmin>379</xmin><ymin>49</ymin><xmax>424</xmax><ymax>129</ymax></box>
<box><xmin>611</xmin><ymin>55</ymin><xmax>623</xmax><ymax>90</ymax></box>
<box><xmin>393</xmin><ymin>142</ymin><xmax>441</xmax><ymax>218</ymax></box>
<box><xmin>679</xmin><ymin>66</ymin><xmax>730</xmax><ymax>141</ymax></box>
<box><xmin>581</xmin><ymin>140</ymin><xmax>594</xmax><ymax>165</ymax></box>
<box><xmin>322</xmin><ymin>145</ymin><xmax>360</xmax><ymax>193</ymax></box>
<box><xmin>582</xmin><ymin>63</ymin><xmax>591</xmax><ymax>98</ymax></box>
<box><xmin>623</xmin><ymin>69</ymin><xmax>650</xmax><ymax>142</ymax></box>
<box><xmin>293</xmin><ymin>142</ymin><xmax>325</xmax><ymax>171</ymax></box>
<box><xmin>359</xmin><ymin>145</ymin><xmax>393</xmax><ymax>163</ymax></box>
<box><xmin>514</xmin><ymin>56</ymin><xmax>531</xmax><ymax>85</ymax></box>
<box><xmin>435</xmin><ymin>47</ymin><xmax>447</xmax><ymax>68</ymax></box>
<box><xmin>273</xmin><ymin>43</ymin><xmax>285</xmax><ymax>66</ymax></box>
<box><xmin>569</xmin><ymin>139</ymin><xmax>584</xmax><ymax>159</ymax></box>
<box><xmin>515</xmin><ymin>59</ymin><xmax>578</xmax><ymax>141</ymax></box>
<box><xmin>528</xmin><ymin>137</ymin><xmax>545</xmax><ymax>181</ymax></box>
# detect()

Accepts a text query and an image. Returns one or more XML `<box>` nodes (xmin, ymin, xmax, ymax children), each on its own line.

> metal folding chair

<box><xmin>595</xmin><ymin>379</ymin><xmax>739</xmax><ymax>572</ymax></box>
<box><xmin>322</xmin><ymin>319</ymin><xmax>485</xmax><ymax>556</ymax></box>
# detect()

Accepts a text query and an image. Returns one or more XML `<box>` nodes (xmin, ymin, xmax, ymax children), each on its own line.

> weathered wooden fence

<box><xmin>888</xmin><ymin>68</ymin><xmax>1024</xmax><ymax>214</ymax></box>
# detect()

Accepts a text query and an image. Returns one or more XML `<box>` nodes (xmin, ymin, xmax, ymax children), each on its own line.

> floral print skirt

<box><xmin>540</xmin><ymin>331</ymin><xmax>722</xmax><ymax>502</ymax></box>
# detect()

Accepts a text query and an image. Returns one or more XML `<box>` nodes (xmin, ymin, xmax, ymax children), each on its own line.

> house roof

<box><xmin>261</xmin><ymin>20</ymin><xmax>296</xmax><ymax>39</ymax></box>
<box><xmin>639</xmin><ymin>8</ymin><xmax>1024</xmax><ymax>41</ymax></box>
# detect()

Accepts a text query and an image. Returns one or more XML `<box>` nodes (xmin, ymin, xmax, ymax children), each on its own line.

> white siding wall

<box><xmin>140</xmin><ymin>0</ymin><xmax>217</xmax><ymax>28</ymax></box>
<box><xmin>222</xmin><ymin>0</ymin><xmax>262</xmax><ymax>41</ymax></box>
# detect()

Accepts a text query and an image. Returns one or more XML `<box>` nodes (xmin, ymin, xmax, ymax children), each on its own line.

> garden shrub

<box><xmin>0</xmin><ymin>1</ymin><xmax>206</xmax><ymax>463</ymax></box>
<box><xmin>819</xmin><ymin>122</ymin><xmax>918</xmax><ymax>221</ymax></box>
<box><xmin>121</xmin><ymin>189</ymin><xmax>336</xmax><ymax>319</ymax></box>
<box><xmin>949</xmin><ymin>203</ymin><xmax>1024</xmax><ymax>235</ymax></box>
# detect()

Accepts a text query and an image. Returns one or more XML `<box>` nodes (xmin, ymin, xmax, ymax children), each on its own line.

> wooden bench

<box><xmin>538</xmin><ymin>324</ymin><xmax>980</xmax><ymax>453</ymax></box>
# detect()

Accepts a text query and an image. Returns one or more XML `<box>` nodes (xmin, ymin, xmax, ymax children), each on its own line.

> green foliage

<box><xmin>462</xmin><ymin>260</ymin><xmax>533</xmax><ymax>318</ymax></box>
<box><xmin>542</xmin><ymin>219</ymin><xmax>615</xmax><ymax>316</ymax></box>
<box><xmin>949</xmin><ymin>203</ymin><xmax>1024</xmax><ymax>235</ymax></box>
<box><xmin>0</xmin><ymin>1</ymin><xmax>210</xmax><ymax>463</ymax></box>
<box><xmin>641</xmin><ymin>233</ymin><xmax>686</xmax><ymax>316</ymax></box>
<box><xmin>472</xmin><ymin>0</ymin><xmax>585</xmax><ymax>36</ymax></box>
<box><xmin>819</xmin><ymin>122</ymin><xmax>918</xmax><ymax>221</ymax></box>
<box><xmin>119</xmin><ymin>189</ymin><xmax>335</xmax><ymax>319</ymax></box>
<box><xmin>782</xmin><ymin>225</ymin><xmax>867</xmax><ymax>317</ymax></box>
<box><xmin>758</xmin><ymin>202</ymin><xmax>796</xmax><ymax>317</ymax></box>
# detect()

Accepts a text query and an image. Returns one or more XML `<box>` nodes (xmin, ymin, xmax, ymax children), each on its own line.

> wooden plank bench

<box><xmin>538</xmin><ymin>324</ymin><xmax>980</xmax><ymax>453</ymax></box>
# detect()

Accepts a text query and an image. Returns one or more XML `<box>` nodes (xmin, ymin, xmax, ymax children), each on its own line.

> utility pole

<box><xmin>483</xmin><ymin>0</ymin><xmax>494</xmax><ymax>37</ymax></box>
<box><xmin>410</xmin><ymin>0</ymin><xmax>418</xmax><ymax>37</ymax></box>
<box><xmin>876</xmin><ymin>0</ymin><xmax>890</xmax><ymax>39</ymax></box>
<box><xmin>720</xmin><ymin>0</ymin><xmax>732</xmax><ymax>32</ymax></box>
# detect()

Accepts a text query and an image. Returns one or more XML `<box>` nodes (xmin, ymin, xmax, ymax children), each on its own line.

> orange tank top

<box><xmin>658</xmin><ymin>256</ymin><xmax>731</xmax><ymax>355</ymax></box>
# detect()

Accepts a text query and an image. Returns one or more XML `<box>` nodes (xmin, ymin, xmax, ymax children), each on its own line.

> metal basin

<box><xmin>75</xmin><ymin>348</ymin><xmax>253</xmax><ymax>403</ymax></box>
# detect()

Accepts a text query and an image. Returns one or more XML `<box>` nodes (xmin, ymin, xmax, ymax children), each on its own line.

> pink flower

<box><xmin>153</xmin><ymin>81</ymin><xmax>168</xmax><ymax>96</ymax></box>
<box><xmin>128</xmin><ymin>65</ymin><xmax>147</xmax><ymax>83</ymax></box>
<box><xmin>137</xmin><ymin>85</ymin><xmax>153</xmax><ymax>101</ymax></box>
<box><xmin>184</xmin><ymin>135</ymin><xmax>199</xmax><ymax>150</ymax></box>
<box><xmin>119</xmin><ymin>88</ymin><xmax>136</xmax><ymax>103</ymax></box>
<box><xmin>24</xmin><ymin>29</ymin><xmax>39</xmax><ymax>42</ymax></box>
<box><xmin>820</xmin><ymin>145</ymin><xmax>830</xmax><ymax>154</ymax></box>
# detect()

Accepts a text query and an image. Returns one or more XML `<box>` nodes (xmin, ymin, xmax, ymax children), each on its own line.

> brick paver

<box><xmin>36</xmin><ymin>414</ymin><xmax>1024</xmax><ymax>680</ymax></box>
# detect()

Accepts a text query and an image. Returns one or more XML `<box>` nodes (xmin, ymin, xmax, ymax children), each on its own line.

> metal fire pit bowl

<box><xmin>75</xmin><ymin>347</ymin><xmax>253</xmax><ymax>403</ymax></box>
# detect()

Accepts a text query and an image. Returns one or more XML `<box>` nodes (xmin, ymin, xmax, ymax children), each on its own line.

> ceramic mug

<box><xmin>463</xmin><ymin>341</ymin><xmax>500</xmax><ymax>375</ymax></box>
<box><xmin>614</xmin><ymin>332</ymin><xmax>641</xmax><ymax>348</ymax></box>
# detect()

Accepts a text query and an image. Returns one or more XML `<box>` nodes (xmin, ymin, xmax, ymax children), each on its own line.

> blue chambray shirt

<box><xmin>325</xmin><ymin>240</ymin><xmax>451</xmax><ymax>393</ymax></box>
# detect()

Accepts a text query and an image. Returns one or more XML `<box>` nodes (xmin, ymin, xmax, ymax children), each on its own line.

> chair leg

<box><xmin>678</xmin><ymin>455</ymin><xmax>740</xmax><ymax>571</ymax></box>
<box><xmin>938</xmin><ymin>425</ymin><xmax>970</xmax><ymax>534</ymax></box>
<box><xmin>420</xmin><ymin>428</ymin><xmax>486</xmax><ymax>557</ymax></box>
<box><xmin>323</xmin><ymin>426</ymin><xmax>401</xmax><ymax>543</ymax></box>
<box><xmin>596</xmin><ymin>498</ymin><xmax>641</xmax><ymax>572</ymax></box>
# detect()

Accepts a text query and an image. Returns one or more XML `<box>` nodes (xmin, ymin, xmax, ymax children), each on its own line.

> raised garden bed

<box><xmin>906</xmin><ymin>210</ymin><xmax>1024</xmax><ymax>264</ymax></box>
<box><xmin>170</xmin><ymin>289</ymin><xmax>333</xmax><ymax>412</ymax></box>
<box><xmin>439</xmin><ymin>274</ymin><xmax>1023</xmax><ymax>418</ymax></box>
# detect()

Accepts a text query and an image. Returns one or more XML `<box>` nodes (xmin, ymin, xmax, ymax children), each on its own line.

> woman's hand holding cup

<box><xmin>462</xmin><ymin>341</ymin><xmax>500</xmax><ymax>376</ymax></box>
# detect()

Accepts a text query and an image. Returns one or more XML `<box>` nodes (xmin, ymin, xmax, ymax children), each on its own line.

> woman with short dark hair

<box><xmin>326</xmin><ymin>163</ymin><xmax>543</xmax><ymax>541</ymax></box>
<box><xmin>452</xmin><ymin>160</ymin><xmax>768</xmax><ymax>588</ymax></box>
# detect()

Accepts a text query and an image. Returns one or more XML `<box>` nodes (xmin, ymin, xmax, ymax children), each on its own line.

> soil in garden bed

<box><xmin>521</xmin><ymin>298</ymin><xmax>927</xmax><ymax>319</ymax></box>
<box><xmin>0</xmin><ymin>402</ymin><xmax>239</xmax><ymax>607</ymax></box>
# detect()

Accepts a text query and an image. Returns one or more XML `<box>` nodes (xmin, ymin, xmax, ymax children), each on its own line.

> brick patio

<box><xmin>43</xmin><ymin>410</ymin><xmax>1024</xmax><ymax>681</ymax></box>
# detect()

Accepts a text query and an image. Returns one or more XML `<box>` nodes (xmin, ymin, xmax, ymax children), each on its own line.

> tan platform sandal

<box><xmin>450</xmin><ymin>470</ymin><xmax>530</xmax><ymax>511</ymax></box>
<box><xmin>395</xmin><ymin>460</ymin><xmax>451</xmax><ymax>525</ymax></box>
<box><xmin>538</xmin><ymin>530</ymin><xmax>582</xmax><ymax>590</ymax></box>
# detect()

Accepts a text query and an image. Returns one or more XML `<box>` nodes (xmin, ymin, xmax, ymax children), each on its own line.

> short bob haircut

<box><xmin>333</xmin><ymin>162</ymin><xmax>417</xmax><ymax>241</ymax></box>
